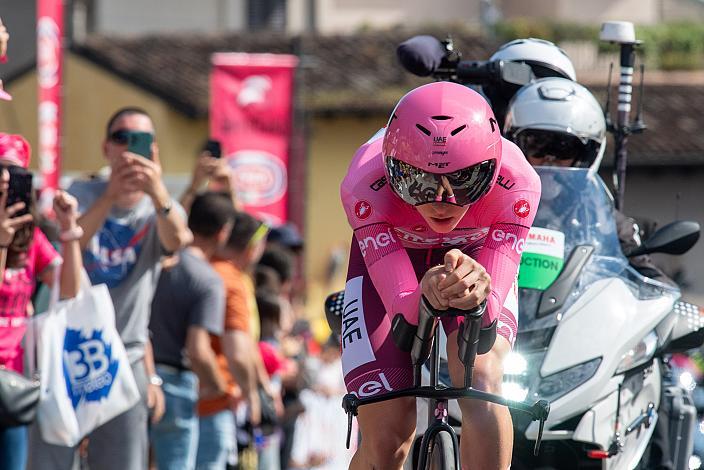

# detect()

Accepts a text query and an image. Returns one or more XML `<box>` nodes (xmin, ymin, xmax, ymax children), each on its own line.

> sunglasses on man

<box><xmin>108</xmin><ymin>129</ymin><xmax>154</xmax><ymax>145</ymax></box>
<box><xmin>108</xmin><ymin>129</ymin><xmax>154</xmax><ymax>159</ymax></box>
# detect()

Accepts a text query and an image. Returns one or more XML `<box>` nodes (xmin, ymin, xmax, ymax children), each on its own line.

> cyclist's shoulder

<box><xmin>468</xmin><ymin>139</ymin><xmax>541</xmax><ymax>226</ymax></box>
<box><xmin>495</xmin><ymin>138</ymin><xmax>541</xmax><ymax>193</ymax></box>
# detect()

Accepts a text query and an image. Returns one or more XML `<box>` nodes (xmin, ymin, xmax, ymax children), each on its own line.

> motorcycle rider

<box><xmin>503</xmin><ymin>76</ymin><xmax>673</xmax><ymax>286</ymax></box>
<box><xmin>504</xmin><ymin>76</ymin><xmax>676</xmax><ymax>470</ymax></box>
<box><xmin>483</xmin><ymin>38</ymin><xmax>577</xmax><ymax>131</ymax></box>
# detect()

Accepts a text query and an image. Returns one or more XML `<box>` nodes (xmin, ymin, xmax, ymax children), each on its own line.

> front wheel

<box><xmin>427</xmin><ymin>431</ymin><xmax>458</xmax><ymax>470</ymax></box>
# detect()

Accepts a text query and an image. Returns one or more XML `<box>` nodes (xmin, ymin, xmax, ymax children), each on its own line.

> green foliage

<box><xmin>636</xmin><ymin>23</ymin><xmax>704</xmax><ymax>69</ymax></box>
<box><xmin>493</xmin><ymin>19</ymin><xmax>599</xmax><ymax>43</ymax></box>
<box><xmin>494</xmin><ymin>20</ymin><xmax>704</xmax><ymax>70</ymax></box>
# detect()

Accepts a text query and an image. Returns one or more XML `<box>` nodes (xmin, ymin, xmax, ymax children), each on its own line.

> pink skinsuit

<box><xmin>339</xmin><ymin>131</ymin><xmax>541</xmax><ymax>397</ymax></box>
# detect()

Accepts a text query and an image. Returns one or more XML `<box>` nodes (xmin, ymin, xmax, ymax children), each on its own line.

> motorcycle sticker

<box><xmin>518</xmin><ymin>227</ymin><xmax>565</xmax><ymax>290</ymax></box>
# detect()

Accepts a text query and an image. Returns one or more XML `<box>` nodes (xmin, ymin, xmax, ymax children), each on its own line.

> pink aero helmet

<box><xmin>382</xmin><ymin>82</ymin><xmax>502</xmax><ymax>206</ymax></box>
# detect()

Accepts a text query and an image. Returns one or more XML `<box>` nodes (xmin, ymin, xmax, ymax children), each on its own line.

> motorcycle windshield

<box><xmin>516</xmin><ymin>167</ymin><xmax>678</xmax><ymax>342</ymax></box>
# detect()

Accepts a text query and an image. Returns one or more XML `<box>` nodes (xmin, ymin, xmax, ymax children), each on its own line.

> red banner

<box><xmin>37</xmin><ymin>0</ymin><xmax>64</xmax><ymax>204</ymax></box>
<box><xmin>210</xmin><ymin>53</ymin><xmax>298</xmax><ymax>225</ymax></box>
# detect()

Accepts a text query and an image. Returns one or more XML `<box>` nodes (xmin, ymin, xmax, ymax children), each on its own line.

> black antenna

<box><xmin>632</xmin><ymin>63</ymin><xmax>646</xmax><ymax>132</ymax></box>
<box><xmin>604</xmin><ymin>62</ymin><xmax>614</xmax><ymax>132</ymax></box>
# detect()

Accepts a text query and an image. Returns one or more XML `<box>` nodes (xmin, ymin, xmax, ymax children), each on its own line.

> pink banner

<box><xmin>210</xmin><ymin>53</ymin><xmax>298</xmax><ymax>225</ymax></box>
<box><xmin>37</xmin><ymin>0</ymin><xmax>64</xmax><ymax>202</ymax></box>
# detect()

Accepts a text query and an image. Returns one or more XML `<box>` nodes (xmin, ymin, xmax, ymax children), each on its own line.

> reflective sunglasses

<box><xmin>385</xmin><ymin>156</ymin><xmax>496</xmax><ymax>207</ymax></box>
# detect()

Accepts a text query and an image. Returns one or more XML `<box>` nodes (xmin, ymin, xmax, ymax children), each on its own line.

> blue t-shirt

<box><xmin>69</xmin><ymin>178</ymin><xmax>183</xmax><ymax>363</ymax></box>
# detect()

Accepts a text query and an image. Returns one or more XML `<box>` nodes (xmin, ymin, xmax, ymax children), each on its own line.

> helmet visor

<box><xmin>514</xmin><ymin>129</ymin><xmax>598</xmax><ymax>167</ymax></box>
<box><xmin>385</xmin><ymin>156</ymin><xmax>496</xmax><ymax>207</ymax></box>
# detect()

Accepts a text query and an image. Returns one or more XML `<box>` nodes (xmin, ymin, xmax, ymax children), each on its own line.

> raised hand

<box><xmin>53</xmin><ymin>190</ymin><xmax>79</xmax><ymax>230</ymax></box>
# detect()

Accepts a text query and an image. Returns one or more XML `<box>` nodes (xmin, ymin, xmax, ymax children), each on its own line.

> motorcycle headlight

<box><xmin>503</xmin><ymin>381</ymin><xmax>530</xmax><ymax>402</ymax></box>
<box><xmin>502</xmin><ymin>352</ymin><xmax>534</xmax><ymax>402</ymax></box>
<box><xmin>615</xmin><ymin>331</ymin><xmax>658</xmax><ymax>374</ymax></box>
<box><xmin>537</xmin><ymin>357</ymin><xmax>602</xmax><ymax>402</ymax></box>
<box><xmin>504</xmin><ymin>352</ymin><xmax>528</xmax><ymax>375</ymax></box>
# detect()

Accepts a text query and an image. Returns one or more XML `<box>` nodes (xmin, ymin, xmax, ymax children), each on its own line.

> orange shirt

<box><xmin>198</xmin><ymin>259</ymin><xmax>259</xmax><ymax>416</ymax></box>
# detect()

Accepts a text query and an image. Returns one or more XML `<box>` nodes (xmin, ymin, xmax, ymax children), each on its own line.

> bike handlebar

<box><xmin>342</xmin><ymin>387</ymin><xmax>550</xmax><ymax>455</ymax></box>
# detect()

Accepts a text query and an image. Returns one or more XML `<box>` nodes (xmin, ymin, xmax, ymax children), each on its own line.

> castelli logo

<box><xmin>37</xmin><ymin>17</ymin><xmax>61</xmax><ymax>89</ymax></box>
<box><xmin>354</xmin><ymin>200</ymin><xmax>372</xmax><ymax>220</ymax></box>
<box><xmin>513</xmin><ymin>199</ymin><xmax>531</xmax><ymax>219</ymax></box>
<box><xmin>227</xmin><ymin>151</ymin><xmax>287</xmax><ymax>207</ymax></box>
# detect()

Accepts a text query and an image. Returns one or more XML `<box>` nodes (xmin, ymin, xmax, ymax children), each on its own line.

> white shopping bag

<box><xmin>30</xmin><ymin>274</ymin><xmax>140</xmax><ymax>447</ymax></box>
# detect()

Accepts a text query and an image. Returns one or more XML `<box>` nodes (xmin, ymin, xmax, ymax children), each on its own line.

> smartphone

<box><xmin>127</xmin><ymin>131</ymin><xmax>154</xmax><ymax>159</ymax></box>
<box><xmin>6</xmin><ymin>167</ymin><xmax>33</xmax><ymax>216</ymax></box>
<box><xmin>202</xmin><ymin>139</ymin><xmax>222</xmax><ymax>159</ymax></box>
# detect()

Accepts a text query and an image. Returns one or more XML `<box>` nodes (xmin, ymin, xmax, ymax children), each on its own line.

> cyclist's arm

<box><xmin>352</xmin><ymin>222</ymin><xmax>423</xmax><ymax>324</ymax></box>
<box><xmin>476</xmin><ymin>191</ymin><xmax>540</xmax><ymax>324</ymax></box>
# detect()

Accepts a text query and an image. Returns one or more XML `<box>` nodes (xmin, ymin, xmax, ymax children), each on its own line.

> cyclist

<box><xmin>339</xmin><ymin>81</ymin><xmax>541</xmax><ymax>470</ymax></box>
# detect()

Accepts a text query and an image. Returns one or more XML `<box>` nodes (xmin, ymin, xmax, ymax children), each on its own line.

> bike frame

<box><xmin>417</xmin><ymin>333</ymin><xmax>460</xmax><ymax>469</ymax></box>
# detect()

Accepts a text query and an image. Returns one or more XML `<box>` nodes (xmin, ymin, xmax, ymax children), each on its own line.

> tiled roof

<box><xmin>590</xmin><ymin>84</ymin><xmax>704</xmax><ymax>166</ymax></box>
<box><xmin>73</xmin><ymin>30</ymin><xmax>704</xmax><ymax>166</ymax></box>
<box><xmin>73</xmin><ymin>29</ymin><xmax>496</xmax><ymax>117</ymax></box>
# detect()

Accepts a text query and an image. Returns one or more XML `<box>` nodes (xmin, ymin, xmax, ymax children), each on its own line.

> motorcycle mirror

<box><xmin>629</xmin><ymin>220</ymin><xmax>701</xmax><ymax>257</ymax></box>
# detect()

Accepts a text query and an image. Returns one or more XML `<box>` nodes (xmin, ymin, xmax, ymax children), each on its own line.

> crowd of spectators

<box><xmin>0</xmin><ymin>102</ymin><xmax>352</xmax><ymax>470</ymax></box>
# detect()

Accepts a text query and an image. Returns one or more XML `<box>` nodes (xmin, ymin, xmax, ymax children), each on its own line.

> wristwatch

<box><xmin>157</xmin><ymin>199</ymin><xmax>173</xmax><ymax>217</ymax></box>
<box><xmin>149</xmin><ymin>375</ymin><xmax>163</xmax><ymax>387</ymax></box>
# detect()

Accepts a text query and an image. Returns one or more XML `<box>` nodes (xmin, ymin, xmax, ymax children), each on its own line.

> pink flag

<box><xmin>210</xmin><ymin>53</ymin><xmax>298</xmax><ymax>225</ymax></box>
<box><xmin>37</xmin><ymin>0</ymin><xmax>64</xmax><ymax>205</ymax></box>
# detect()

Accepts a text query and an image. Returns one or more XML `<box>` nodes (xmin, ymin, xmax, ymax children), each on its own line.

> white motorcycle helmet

<box><xmin>490</xmin><ymin>38</ymin><xmax>577</xmax><ymax>81</ymax></box>
<box><xmin>504</xmin><ymin>77</ymin><xmax>607</xmax><ymax>170</ymax></box>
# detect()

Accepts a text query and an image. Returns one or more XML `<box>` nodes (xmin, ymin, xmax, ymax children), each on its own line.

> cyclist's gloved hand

<box><xmin>436</xmin><ymin>249</ymin><xmax>492</xmax><ymax>311</ymax></box>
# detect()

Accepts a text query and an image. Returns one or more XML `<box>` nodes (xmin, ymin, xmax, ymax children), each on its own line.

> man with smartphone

<box><xmin>179</xmin><ymin>138</ymin><xmax>240</xmax><ymax>214</ymax></box>
<box><xmin>28</xmin><ymin>107</ymin><xmax>191</xmax><ymax>470</ymax></box>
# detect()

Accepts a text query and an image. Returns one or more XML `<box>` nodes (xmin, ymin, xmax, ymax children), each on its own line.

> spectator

<box><xmin>197</xmin><ymin>210</ymin><xmax>272</xmax><ymax>469</ymax></box>
<box><xmin>29</xmin><ymin>107</ymin><xmax>191</xmax><ymax>470</ymax></box>
<box><xmin>289</xmin><ymin>336</ymin><xmax>353</xmax><ymax>470</ymax></box>
<box><xmin>0</xmin><ymin>16</ymin><xmax>11</xmax><ymax>101</ymax></box>
<box><xmin>0</xmin><ymin>133</ymin><xmax>82</xmax><ymax>470</ymax></box>
<box><xmin>256</xmin><ymin>292</ymin><xmax>298</xmax><ymax>470</ymax></box>
<box><xmin>266</xmin><ymin>223</ymin><xmax>304</xmax><ymax>255</ymax></box>
<box><xmin>149</xmin><ymin>192</ymin><xmax>234</xmax><ymax>469</ymax></box>
<box><xmin>254</xmin><ymin>264</ymin><xmax>282</xmax><ymax>296</ymax></box>
<box><xmin>258</xmin><ymin>246</ymin><xmax>296</xmax><ymax>334</ymax></box>
<box><xmin>0</xmin><ymin>16</ymin><xmax>8</xmax><ymax>60</ymax></box>
<box><xmin>263</xmin><ymin>226</ymin><xmax>306</xmax><ymax>333</ymax></box>
<box><xmin>179</xmin><ymin>145</ymin><xmax>239</xmax><ymax>214</ymax></box>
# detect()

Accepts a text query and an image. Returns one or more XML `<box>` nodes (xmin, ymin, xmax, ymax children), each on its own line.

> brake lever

<box><xmin>342</xmin><ymin>393</ymin><xmax>360</xmax><ymax>449</ymax></box>
<box><xmin>534</xmin><ymin>417</ymin><xmax>546</xmax><ymax>456</ymax></box>
<box><xmin>531</xmin><ymin>399</ymin><xmax>550</xmax><ymax>456</ymax></box>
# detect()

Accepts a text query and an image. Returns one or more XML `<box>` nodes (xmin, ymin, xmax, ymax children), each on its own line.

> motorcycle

<box><xmin>410</xmin><ymin>166</ymin><xmax>702</xmax><ymax>470</ymax></box>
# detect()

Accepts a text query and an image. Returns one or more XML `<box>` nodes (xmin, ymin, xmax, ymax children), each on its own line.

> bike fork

<box><xmin>417</xmin><ymin>401</ymin><xmax>461</xmax><ymax>470</ymax></box>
